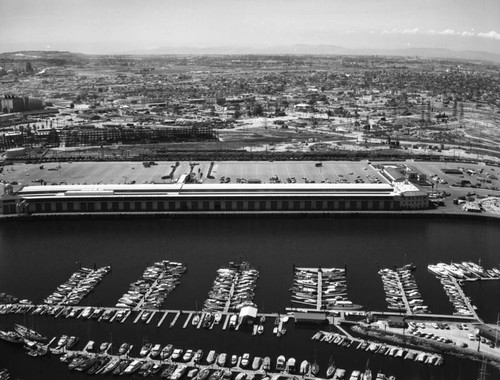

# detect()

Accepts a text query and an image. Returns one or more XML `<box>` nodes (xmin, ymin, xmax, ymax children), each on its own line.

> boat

<box><xmin>252</xmin><ymin>357</ymin><xmax>262</xmax><ymax>370</ymax></box>
<box><xmin>161</xmin><ymin>364</ymin><xmax>177</xmax><ymax>379</ymax></box>
<box><xmin>326</xmin><ymin>360</ymin><xmax>336</xmax><ymax>378</ymax></box>
<box><xmin>66</xmin><ymin>336</ymin><xmax>78</xmax><ymax>349</ymax></box>
<box><xmin>170</xmin><ymin>364</ymin><xmax>187</xmax><ymax>380</ymax></box>
<box><xmin>172</xmin><ymin>348</ymin><xmax>183</xmax><ymax>360</ymax></box>
<box><xmin>217</xmin><ymin>352</ymin><xmax>227</xmax><ymax>367</ymax></box>
<box><xmin>112</xmin><ymin>359</ymin><xmax>131</xmax><ymax>375</ymax></box>
<box><xmin>196</xmin><ymin>368</ymin><xmax>211</xmax><ymax>380</ymax></box>
<box><xmin>333</xmin><ymin>368</ymin><xmax>346</xmax><ymax>380</ymax></box>
<box><xmin>206</xmin><ymin>350</ymin><xmax>217</xmax><ymax>364</ymax></box>
<box><xmin>98</xmin><ymin>357</ymin><xmax>121</xmax><ymax>375</ymax></box>
<box><xmin>118</xmin><ymin>342</ymin><xmax>131</xmax><ymax>355</ymax></box>
<box><xmin>88</xmin><ymin>356</ymin><xmax>110</xmax><ymax>375</ymax></box>
<box><xmin>276</xmin><ymin>355</ymin><xmax>286</xmax><ymax>371</ymax></box>
<box><xmin>231</xmin><ymin>354</ymin><xmax>238</xmax><ymax>366</ymax></box>
<box><xmin>25</xmin><ymin>341</ymin><xmax>48</xmax><ymax>357</ymax></box>
<box><xmin>286</xmin><ymin>357</ymin><xmax>296</xmax><ymax>373</ymax></box>
<box><xmin>194</xmin><ymin>349</ymin><xmax>204</xmax><ymax>363</ymax></box>
<box><xmin>183</xmin><ymin>349</ymin><xmax>194</xmax><ymax>362</ymax></box>
<box><xmin>188</xmin><ymin>368</ymin><xmax>200</xmax><ymax>379</ymax></box>
<box><xmin>99</xmin><ymin>342</ymin><xmax>110</xmax><ymax>353</ymax></box>
<box><xmin>363</xmin><ymin>369</ymin><xmax>372</xmax><ymax>380</ymax></box>
<box><xmin>257</xmin><ymin>325</ymin><xmax>264</xmax><ymax>334</ymax></box>
<box><xmin>300</xmin><ymin>360</ymin><xmax>310</xmax><ymax>375</ymax></box>
<box><xmin>161</xmin><ymin>344</ymin><xmax>173</xmax><ymax>360</ymax></box>
<box><xmin>0</xmin><ymin>330</ymin><xmax>23</xmax><ymax>344</ymax></box>
<box><xmin>192</xmin><ymin>314</ymin><xmax>201</xmax><ymax>326</ymax></box>
<box><xmin>14</xmin><ymin>324</ymin><xmax>47</xmax><ymax>342</ymax></box>
<box><xmin>261</xmin><ymin>357</ymin><xmax>271</xmax><ymax>371</ymax></box>
<box><xmin>349</xmin><ymin>370</ymin><xmax>361</xmax><ymax>380</ymax></box>
<box><xmin>56</xmin><ymin>335</ymin><xmax>68</xmax><ymax>348</ymax></box>
<box><xmin>311</xmin><ymin>362</ymin><xmax>320</xmax><ymax>376</ymax></box>
<box><xmin>241</xmin><ymin>353</ymin><xmax>250</xmax><ymax>367</ymax></box>
<box><xmin>140</xmin><ymin>342</ymin><xmax>153</xmax><ymax>356</ymax></box>
<box><xmin>235</xmin><ymin>373</ymin><xmax>247</xmax><ymax>380</ymax></box>
<box><xmin>124</xmin><ymin>359</ymin><xmax>143</xmax><ymax>374</ymax></box>
<box><xmin>208</xmin><ymin>369</ymin><xmax>224</xmax><ymax>380</ymax></box>
<box><xmin>139</xmin><ymin>361</ymin><xmax>154</xmax><ymax>376</ymax></box>
<box><xmin>150</xmin><ymin>344</ymin><xmax>162</xmax><ymax>358</ymax></box>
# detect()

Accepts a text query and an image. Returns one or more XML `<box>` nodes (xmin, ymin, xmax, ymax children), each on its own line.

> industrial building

<box><xmin>1</xmin><ymin>95</ymin><xmax>43</xmax><ymax>113</ymax></box>
<box><xmin>0</xmin><ymin>182</ymin><xmax>429</xmax><ymax>215</ymax></box>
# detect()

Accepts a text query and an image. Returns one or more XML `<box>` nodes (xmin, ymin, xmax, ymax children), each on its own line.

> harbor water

<box><xmin>1</xmin><ymin>216</ymin><xmax>499</xmax><ymax>379</ymax></box>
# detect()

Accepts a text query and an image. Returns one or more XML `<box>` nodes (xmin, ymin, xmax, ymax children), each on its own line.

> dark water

<box><xmin>1</xmin><ymin>216</ymin><xmax>499</xmax><ymax>379</ymax></box>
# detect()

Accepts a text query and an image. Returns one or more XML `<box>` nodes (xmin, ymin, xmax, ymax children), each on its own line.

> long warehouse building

<box><xmin>0</xmin><ymin>182</ymin><xmax>428</xmax><ymax>215</ymax></box>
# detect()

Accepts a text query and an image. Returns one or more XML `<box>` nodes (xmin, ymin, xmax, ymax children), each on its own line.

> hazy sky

<box><xmin>1</xmin><ymin>0</ymin><xmax>500</xmax><ymax>54</ymax></box>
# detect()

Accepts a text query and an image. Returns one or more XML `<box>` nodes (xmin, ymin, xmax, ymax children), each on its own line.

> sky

<box><xmin>1</xmin><ymin>0</ymin><xmax>500</xmax><ymax>54</ymax></box>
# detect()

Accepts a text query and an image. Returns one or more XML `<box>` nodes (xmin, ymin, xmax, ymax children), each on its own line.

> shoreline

<box><xmin>1</xmin><ymin>210</ymin><xmax>500</xmax><ymax>223</ymax></box>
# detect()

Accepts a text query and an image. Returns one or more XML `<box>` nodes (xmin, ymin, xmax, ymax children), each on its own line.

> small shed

<box><xmin>387</xmin><ymin>316</ymin><xmax>406</xmax><ymax>328</ymax></box>
<box><xmin>239</xmin><ymin>306</ymin><xmax>258</xmax><ymax>324</ymax></box>
<box><xmin>294</xmin><ymin>312</ymin><xmax>327</xmax><ymax>325</ymax></box>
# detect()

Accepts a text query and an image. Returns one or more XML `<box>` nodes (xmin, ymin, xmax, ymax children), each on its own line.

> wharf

<box><xmin>317</xmin><ymin>270</ymin><xmax>322</xmax><ymax>310</ymax></box>
<box><xmin>133</xmin><ymin>271</ymin><xmax>166</xmax><ymax>311</ymax></box>
<box><xmin>223</xmin><ymin>277</ymin><xmax>237</xmax><ymax>313</ymax></box>
<box><xmin>182</xmin><ymin>312</ymin><xmax>193</xmax><ymax>328</ymax></box>
<box><xmin>449</xmin><ymin>277</ymin><xmax>481</xmax><ymax>321</ymax></box>
<box><xmin>157</xmin><ymin>311</ymin><xmax>169</xmax><ymax>327</ymax></box>
<box><xmin>2</xmin><ymin>303</ymin><xmax>480</xmax><ymax>325</ymax></box>
<box><xmin>395</xmin><ymin>272</ymin><xmax>412</xmax><ymax>314</ymax></box>
<box><xmin>170</xmin><ymin>311</ymin><xmax>181</xmax><ymax>327</ymax></box>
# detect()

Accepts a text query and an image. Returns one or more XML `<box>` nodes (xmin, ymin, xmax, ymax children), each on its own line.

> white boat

<box><xmin>300</xmin><ymin>360</ymin><xmax>310</xmax><ymax>375</ymax></box>
<box><xmin>206</xmin><ymin>350</ymin><xmax>216</xmax><ymax>364</ymax></box>
<box><xmin>276</xmin><ymin>355</ymin><xmax>286</xmax><ymax>371</ymax></box>
<box><xmin>241</xmin><ymin>353</ymin><xmax>250</xmax><ymax>367</ymax></box>
<box><xmin>285</xmin><ymin>357</ymin><xmax>296</xmax><ymax>373</ymax></box>
<box><xmin>217</xmin><ymin>353</ymin><xmax>227</xmax><ymax>367</ymax></box>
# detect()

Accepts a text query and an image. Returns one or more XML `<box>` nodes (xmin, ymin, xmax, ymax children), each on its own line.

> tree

<box><xmin>252</xmin><ymin>103</ymin><xmax>263</xmax><ymax>116</ymax></box>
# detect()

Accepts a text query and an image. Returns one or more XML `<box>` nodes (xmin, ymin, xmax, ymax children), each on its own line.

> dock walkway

<box><xmin>449</xmin><ymin>277</ymin><xmax>481</xmax><ymax>321</ymax></box>
<box><xmin>395</xmin><ymin>272</ymin><xmax>412</xmax><ymax>314</ymax></box>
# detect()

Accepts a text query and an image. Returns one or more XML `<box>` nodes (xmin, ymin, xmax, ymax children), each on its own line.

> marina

<box><xmin>1</xmin><ymin>217</ymin><xmax>500</xmax><ymax>379</ymax></box>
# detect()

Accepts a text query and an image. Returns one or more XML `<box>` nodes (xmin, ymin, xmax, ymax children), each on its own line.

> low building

<box><xmin>239</xmin><ymin>306</ymin><xmax>258</xmax><ymax>325</ymax></box>
<box><xmin>0</xmin><ymin>182</ymin><xmax>429</xmax><ymax>215</ymax></box>
<box><xmin>293</xmin><ymin>312</ymin><xmax>327</xmax><ymax>325</ymax></box>
<box><xmin>387</xmin><ymin>315</ymin><xmax>406</xmax><ymax>328</ymax></box>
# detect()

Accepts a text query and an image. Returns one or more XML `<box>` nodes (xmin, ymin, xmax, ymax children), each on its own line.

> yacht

<box><xmin>276</xmin><ymin>355</ymin><xmax>286</xmax><ymax>371</ymax></box>
<box><xmin>285</xmin><ymin>357</ymin><xmax>296</xmax><ymax>373</ymax></box>
<box><xmin>300</xmin><ymin>360</ymin><xmax>310</xmax><ymax>375</ymax></box>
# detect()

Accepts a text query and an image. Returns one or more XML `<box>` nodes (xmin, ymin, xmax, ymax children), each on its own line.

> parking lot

<box><xmin>207</xmin><ymin>161</ymin><xmax>387</xmax><ymax>184</ymax></box>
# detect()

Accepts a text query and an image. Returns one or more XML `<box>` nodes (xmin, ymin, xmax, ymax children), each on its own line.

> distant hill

<box><xmin>122</xmin><ymin>45</ymin><xmax>500</xmax><ymax>63</ymax></box>
<box><xmin>2</xmin><ymin>46</ymin><xmax>500</xmax><ymax>64</ymax></box>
